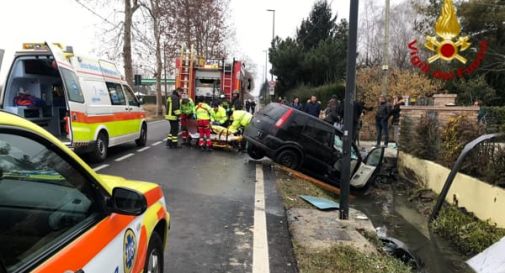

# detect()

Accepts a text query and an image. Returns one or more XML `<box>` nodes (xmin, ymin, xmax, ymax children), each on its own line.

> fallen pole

<box><xmin>278</xmin><ymin>165</ymin><xmax>354</xmax><ymax>198</ymax></box>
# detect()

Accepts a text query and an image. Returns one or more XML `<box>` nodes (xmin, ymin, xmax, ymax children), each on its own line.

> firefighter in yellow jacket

<box><xmin>228</xmin><ymin>107</ymin><xmax>253</xmax><ymax>134</ymax></box>
<box><xmin>212</xmin><ymin>101</ymin><xmax>228</xmax><ymax>126</ymax></box>
<box><xmin>195</xmin><ymin>97</ymin><xmax>215</xmax><ymax>150</ymax></box>
<box><xmin>165</xmin><ymin>89</ymin><xmax>181</xmax><ymax>148</ymax></box>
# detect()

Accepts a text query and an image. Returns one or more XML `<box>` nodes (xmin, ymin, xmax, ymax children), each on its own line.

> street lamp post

<box><xmin>267</xmin><ymin>9</ymin><xmax>275</xmax><ymax>82</ymax></box>
<box><xmin>263</xmin><ymin>50</ymin><xmax>268</xmax><ymax>105</ymax></box>
<box><xmin>340</xmin><ymin>0</ymin><xmax>360</xmax><ymax>220</ymax></box>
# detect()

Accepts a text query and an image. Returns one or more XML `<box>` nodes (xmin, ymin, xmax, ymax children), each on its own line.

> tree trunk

<box><xmin>154</xmin><ymin>7</ymin><xmax>163</xmax><ymax>116</ymax></box>
<box><xmin>123</xmin><ymin>0</ymin><xmax>135</xmax><ymax>86</ymax></box>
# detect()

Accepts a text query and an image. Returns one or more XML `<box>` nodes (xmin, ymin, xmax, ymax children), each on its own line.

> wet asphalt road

<box><xmin>88</xmin><ymin>120</ymin><xmax>297</xmax><ymax>273</ymax></box>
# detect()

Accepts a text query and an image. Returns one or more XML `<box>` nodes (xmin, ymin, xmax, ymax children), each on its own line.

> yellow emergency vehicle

<box><xmin>0</xmin><ymin>110</ymin><xmax>169</xmax><ymax>273</ymax></box>
<box><xmin>0</xmin><ymin>42</ymin><xmax>147</xmax><ymax>162</ymax></box>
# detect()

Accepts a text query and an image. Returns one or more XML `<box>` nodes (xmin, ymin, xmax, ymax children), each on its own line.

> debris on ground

<box><xmin>299</xmin><ymin>195</ymin><xmax>340</xmax><ymax>210</ymax></box>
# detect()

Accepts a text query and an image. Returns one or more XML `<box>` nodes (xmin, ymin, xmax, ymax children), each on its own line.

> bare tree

<box><xmin>123</xmin><ymin>0</ymin><xmax>141</xmax><ymax>86</ymax></box>
<box><xmin>358</xmin><ymin>0</ymin><xmax>420</xmax><ymax>69</ymax></box>
<box><xmin>140</xmin><ymin>0</ymin><xmax>165</xmax><ymax>116</ymax></box>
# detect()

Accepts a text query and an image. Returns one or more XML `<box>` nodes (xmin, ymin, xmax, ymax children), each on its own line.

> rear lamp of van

<box><xmin>275</xmin><ymin>108</ymin><xmax>293</xmax><ymax>128</ymax></box>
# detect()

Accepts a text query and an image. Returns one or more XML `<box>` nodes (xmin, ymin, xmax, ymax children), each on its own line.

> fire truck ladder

<box><xmin>222</xmin><ymin>60</ymin><xmax>233</xmax><ymax>97</ymax></box>
<box><xmin>178</xmin><ymin>48</ymin><xmax>195</xmax><ymax>98</ymax></box>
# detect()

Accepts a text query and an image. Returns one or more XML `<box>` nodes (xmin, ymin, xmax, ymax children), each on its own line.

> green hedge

<box><xmin>284</xmin><ymin>82</ymin><xmax>346</xmax><ymax>104</ymax></box>
<box><xmin>431</xmin><ymin>205</ymin><xmax>505</xmax><ymax>256</ymax></box>
<box><xmin>479</xmin><ymin>106</ymin><xmax>505</xmax><ymax>133</ymax></box>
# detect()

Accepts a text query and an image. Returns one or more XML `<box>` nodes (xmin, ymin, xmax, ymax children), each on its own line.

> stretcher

<box><xmin>181</xmin><ymin>118</ymin><xmax>245</xmax><ymax>151</ymax></box>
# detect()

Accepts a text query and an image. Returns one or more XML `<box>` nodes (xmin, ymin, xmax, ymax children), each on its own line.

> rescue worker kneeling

<box><xmin>212</xmin><ymin>101</ymin><xmax>229</xmax><ymax>127</ymax></box>
<box><xmin>195</xmin><ymin>97</ymin><xmax>214</xmax><ymax>150</ymax></box>
<box><xmin>228</xmin><ymin>106</ymin><xmax>253</xmax><ymax>135</ymax></box>
<box><xmin>165</xmin><ymin>89</ymin><xmax>181</xmax><ymax>148</ymax></box>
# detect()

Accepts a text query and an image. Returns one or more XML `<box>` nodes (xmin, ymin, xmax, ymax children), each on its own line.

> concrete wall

<box><xmin>398</xmin><ymin>152</ymin><xmax>505</xmax><ymax>228</ymax></box>
<box><xmin>400</xmin><ymin>105</ymin><xmax>479</xmax><ymax>128</ymax></box>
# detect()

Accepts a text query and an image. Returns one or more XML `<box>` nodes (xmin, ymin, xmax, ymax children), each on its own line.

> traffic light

<box><xmin>134</xmin><ymin>74</ymin><xmax>142</xmax><ymax>86</ymax></box>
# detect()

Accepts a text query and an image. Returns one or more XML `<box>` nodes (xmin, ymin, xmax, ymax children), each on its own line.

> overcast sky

<box><xmin>0</xmin><ymin>0</ymin><xmax>353</xmax><ymax>94</ymax></box>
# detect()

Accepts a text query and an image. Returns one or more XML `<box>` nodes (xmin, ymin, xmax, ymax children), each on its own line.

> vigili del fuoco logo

<box><xmin>408</xmin><ymin>0</ymin><xmax>488</xmax><ymax>80</ymax></box>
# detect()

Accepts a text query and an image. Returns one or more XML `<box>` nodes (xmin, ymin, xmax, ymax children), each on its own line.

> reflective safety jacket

<box><xmin>228</xmin><ymin>110</ymin><xmax>253</xmax><ymax>133</ymax></box>
<box><xmin>165</xmin><ymin>94</ymin><xmax>181</xmax><ymax>121</ymax></box>
<box><xmin>213</xmin><ymin>106</ymin><xmax>228</xmax><ymax>125</ymax></box>
<box><xmin>195</xmin><ymin>102</ymin><xmax>214</xmax><ymax>121</ymax></box>
<box><xmin>180</xmin><ymin>98</ymin><xmax>195</xmax><ymax>115</ymax></box>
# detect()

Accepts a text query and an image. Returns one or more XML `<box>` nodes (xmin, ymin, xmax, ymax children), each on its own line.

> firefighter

<box><xmin>231</xmin><ymin>91</ymin><xmax>242</xmax><ymax>110</ymax></box>
<box><xmin>180</xmin><ymin>95</ymin><xmax>195</xmax><ymax>145</ymax></box>
<box><xmin>195</xmin><ymin>96</ymin><xmax>214</xmax><ymax>150</ymax></box>
<box><xmin>227</xmin><ymin>106</ymin><xmax>253</xmax><ymax>135</ymax></box>
<box><xmin>165</xmin><ymin>89</ymin><xmax>182</xmax><ymax>148</ymax></box>
<box><xmin>212</xmin><ymin>101</ymin><xmax>228</xmax><ymax>127</ymax></box>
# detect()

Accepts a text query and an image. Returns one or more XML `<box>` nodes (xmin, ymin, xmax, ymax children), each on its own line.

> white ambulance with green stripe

<box><xmin>1</xmin><ymin>42</ymin><xmax>147</xmax><ymax>162</ymax></box>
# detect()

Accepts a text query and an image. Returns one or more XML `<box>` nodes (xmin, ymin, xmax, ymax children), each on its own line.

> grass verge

<box><xmin>293</xmin><ymin>243</ymin><xmax>412</xmax><ymax>273</ymax></box>
<box><xmin>404</xmin><ymin>177</ymin><xmax>505</xmax><ymax>257</ymax></box>
<box><xmin>431</xmin><ymin>205</ymin><xmax>505</xmax><ymax>257</ymax></box>
<box><xmin>275</xmin><ymin>170</ymin><xmax>412</xmax><ymax>273</ymax></box>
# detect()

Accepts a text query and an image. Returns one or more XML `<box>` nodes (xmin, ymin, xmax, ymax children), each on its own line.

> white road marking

<box><xmin>253</xmin><ymin>164</ymin><xmax>270</xmax><ymax>273</ymax></box>
<box><xmin>152</xmin><ymin>141</ymin><xmax>162</xmax><ymax>146</ymax></box>
<box><xmin>115</xmin><ymin>153</ymin><xmax>134</xmax><ymax>162</ymax></box>
<box><xmin>93</xmin><ymin>164</ymin><xmax>109</xmax><ymax>172</ymax></box>
<box><xmin>137</xmin><ymin>146</ymin><xmax>151</xmax><ymax>152</ymax></box>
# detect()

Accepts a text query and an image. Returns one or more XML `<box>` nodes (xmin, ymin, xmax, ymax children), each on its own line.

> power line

<box><xmin>74</xmin><ymin>0</ymin><xmax>117</xmax><ymax>27</ymax></box>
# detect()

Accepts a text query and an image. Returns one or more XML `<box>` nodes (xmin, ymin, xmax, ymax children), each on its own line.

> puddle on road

<box><xmin>352</xmin><ymin>183</ymin><xmax>475</xmax><ymax>273</ymax></box>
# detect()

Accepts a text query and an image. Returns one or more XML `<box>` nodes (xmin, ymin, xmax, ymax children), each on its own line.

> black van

<box><xmin>244</xmin><ymin>103</ymin><xmax>385</xmax><ymax>189</ymax></box>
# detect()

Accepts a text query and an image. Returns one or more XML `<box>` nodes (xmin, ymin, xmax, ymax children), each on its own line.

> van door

<box><xmin>0</xmin><ymin>49</ymin><xmax>3</xmax><ymax>105</ymax></box>
<box><xmin>105</xmin><ymin>82</ymin><xmax>131</xmax><ymax>145</ymax></box>
<box><xmin>46</xmin><ymin>43</ymin><xmax>86</xmax><ymax>145</ymax></box>
<box><xmin>350</xmin><ymin>147</ymin><xmax>385</xmax><ymax>188</ymax></box>
<box><xmin>122</xmin><ymin>84</ymin><xmax>143</xmax><ymax>137</ymax></box>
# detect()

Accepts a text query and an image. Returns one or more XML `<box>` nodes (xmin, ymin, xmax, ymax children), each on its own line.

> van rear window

<box><xmin>260</xmin><ymin>104</ymin><xmax>287</xmax><ymax>120</ymax></box>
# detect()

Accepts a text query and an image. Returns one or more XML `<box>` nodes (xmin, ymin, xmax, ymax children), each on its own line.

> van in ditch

<box><xmin>0</xmin><ymin>42</ymin><xmax>147</xmax><ymax>162</ymax></box>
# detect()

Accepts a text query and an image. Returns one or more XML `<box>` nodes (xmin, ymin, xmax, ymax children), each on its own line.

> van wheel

<box><xmin>276</xmin><ymin>149</ymin><xmax>301</xmax><ymax>169</ymax></box>
<box><xmin>144</xmin><ymin>232</ymin><xmax>163</xmax><ymax>273</ymax></box>
<box><xmin>90</xmin><ymin>132</ymin><xmax>108</xmax><ymax>163</ymax></box>
<box><xmin>136</xmin><ymin>123</ymin><xmax>148</xmax><ymax>147</ymax></box>
<box><xmin>247</xmin><ymin>145</ymin><xmax>264</xmax><ymax>160</ymax></box>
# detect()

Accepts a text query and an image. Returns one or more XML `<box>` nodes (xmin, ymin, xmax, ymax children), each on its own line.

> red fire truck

<box><xmin>174</xmin><ymin>49</ymin><xmax>252</xmax><ymax>101</ymax></box>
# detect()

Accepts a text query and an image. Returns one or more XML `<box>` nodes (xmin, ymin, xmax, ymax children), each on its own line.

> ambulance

<box><xmin>0</xmin><ymin>42</ymin><xmax>147</xmax><ymax>162</ymax></box>
<box><xmin>0</xmin><ymin>110</ymin><xmax>169</xmax><ymax>273</ymax></box>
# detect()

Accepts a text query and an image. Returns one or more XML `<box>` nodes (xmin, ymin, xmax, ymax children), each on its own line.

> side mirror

<box><xmin>110</xmin><ymin>187</ymin><xmax>147</xmax><ymax>216</ymax></box>
<box><xmin>138</xmin><ymin>97</ymin><xmax>144</xmax><ymax>105</ymax></box>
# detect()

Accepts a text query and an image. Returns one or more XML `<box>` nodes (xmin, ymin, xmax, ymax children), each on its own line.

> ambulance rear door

<box><xmin>46</xmin><ymin>42</ymin><xmax>86</xmax><ymax>145</ymax></box>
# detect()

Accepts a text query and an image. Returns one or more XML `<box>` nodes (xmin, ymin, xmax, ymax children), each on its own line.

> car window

<box><xmin>333</xmin><ymin>134</ymin><xmax>358</xmax><ymax>160</ymax></box>
<box><xmin>60</xmin><ymin>68</ymin><xmax>84</xmax><ymax>103</ymax></box>
<box><xmin>122</xmin><ymin>85</ymin><xmax>139</xmax><ymax>107</ymax></box>
<box><xmin>261</xmin><ymin>104</ymin><xmax>287</xmax><ymax>120</ymax></box>
<box><xmin>365</xmin><ymin>148</ymin><xmax>383</xmax><ymax>167</ymax></box>
<box><xmin>288</xmin><ymin>114</ymin><xmax>306</xmax><ymax>135</ymax></box>
<box><xmin>106</xmin><ymin>82</ymin><xmax>126</xmax><ymax>105</ymax></box>
<box><xmin>0</xmin><ymin>132</ymin><xmax>104</xmax><ymax>272</ymax></box>
<box><xmin>302</xmin><ymin>121</ymin><xmax>333</xmax><ymax>146</ymax></box>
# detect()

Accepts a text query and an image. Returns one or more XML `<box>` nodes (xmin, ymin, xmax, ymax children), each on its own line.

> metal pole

<box><xmin>164</xmin><ymin>43</ymin><xmax>168</xmax><ymax>100</ymax></box>
<box><xmin>264</xmin><ymin>50</ymin><xmax>268</xmax><ymax>105</ymax></box>
<box><xmin>340</xmin><ymin>0</ymin><xmax>360</xmax><ymax>220</ymax></box>
<box><xmin>267</xmin><ymin>9</ymin><xmax>276</xmax><ymax>82</ymax></box>
<box><xmin>382</xmin><ymin>0</ymin><xmax>390</xmax><ymax>96</ymax></box>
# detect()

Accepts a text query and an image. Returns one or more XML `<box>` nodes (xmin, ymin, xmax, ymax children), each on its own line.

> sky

<box><xmin>0</xmin><ymin>0</ymin><xmax>352</xmax><ymax>95</ymax></box>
